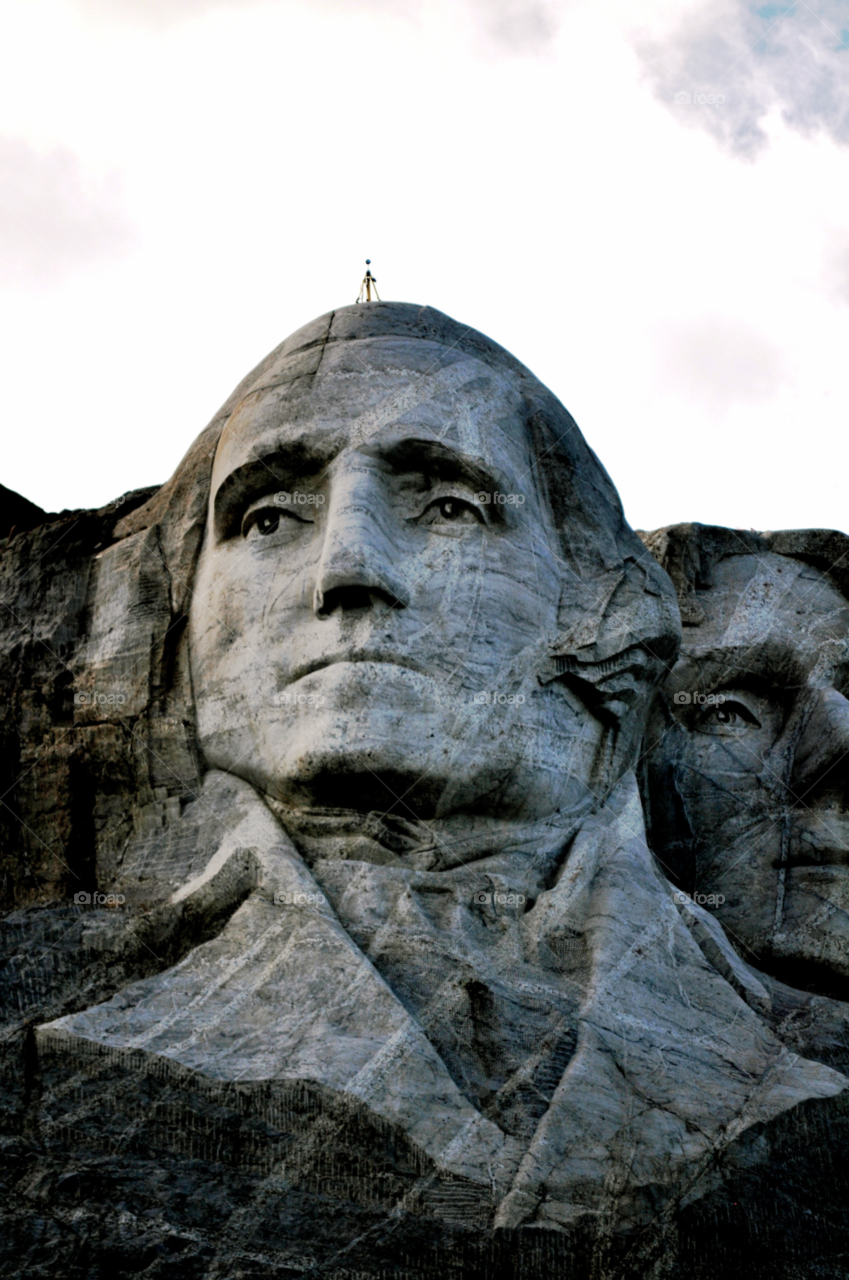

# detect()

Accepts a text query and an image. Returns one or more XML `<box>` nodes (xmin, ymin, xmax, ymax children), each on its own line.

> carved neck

<box><xmin>262</xmin><ymin>794</ymin><xmax>593</xmax><ymax>883</ymax></box>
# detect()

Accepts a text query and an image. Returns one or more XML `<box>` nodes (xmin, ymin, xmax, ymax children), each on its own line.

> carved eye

<box><xmin>697</xmin><ymin>700</ymin><xmax>762</xmax><ymax>735</ymax></box>
<box><xmin>247</xmin><ymin>510</ymin><xmax>280</xmax><ymax>537</ymax></box>
<box><xmin>418</xmin><ymin>497</ymin><xmax>483</xmax><ymax>527</ymax></box>
<box><xmin>242</xmin><ymin>504</ymin><xmax>312</xmax><ymax>539</ymax></box>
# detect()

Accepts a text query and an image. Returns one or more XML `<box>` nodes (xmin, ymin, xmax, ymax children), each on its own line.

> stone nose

<box><xmin>790</xmin><ymin>688</ymin><xmax>849</xmax><ymax>805</ymax></box>
<box><xmin>312</xmin><ymin>465</ymin><xmax>410</xmax><ymax>618</ymax></box>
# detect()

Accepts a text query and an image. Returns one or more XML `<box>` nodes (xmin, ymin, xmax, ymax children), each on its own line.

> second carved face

<box><xmin>644</xmin><ymin>532</ymin><xmax>849</xmax><ymax>996</ymax></box>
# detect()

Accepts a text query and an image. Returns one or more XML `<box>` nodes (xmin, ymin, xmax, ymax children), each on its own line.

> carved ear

<box><xmin>537</xmin><ymin>557</ymin><xmax>680</xmax><ymax>726</ymax></box>
<box><xmin>544</xmin><ymin>645</ymin><xmax>660</xmax><ymax>726</ymax></box>
<box><xmin>554</xmin><ymin>567</ymin><xmax>627</xmax><ymax>652</ymax></box>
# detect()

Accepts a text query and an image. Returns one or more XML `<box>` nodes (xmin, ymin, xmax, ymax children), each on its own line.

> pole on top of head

<box><xmin>356</xmin><ymin>259</ymin><xmax>381</xmax><ymax>304</ymax></box>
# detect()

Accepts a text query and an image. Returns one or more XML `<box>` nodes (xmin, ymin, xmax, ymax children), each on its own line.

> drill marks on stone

<box><xmin>720</xmin><ymin>557</ymin><xmax>805</xmax><ymax>649</ymax></box>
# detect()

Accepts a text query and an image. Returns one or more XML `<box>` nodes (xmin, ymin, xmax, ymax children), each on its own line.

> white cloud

<box><xmin>475</xmin><ymin>0</ymin><xmax>563</xmax><ymax>52</ymax></box>
<box><xmin>74</xmin><ymin>0</ymin><xmax>268</xmax><ymax>19</ymax></box>
<box><xmin>0</xmin><ymin>137</ymin><xmax>134</xmax><ymax>285</ymax></box>
<box><xmin>635</xmin><ymin>0</ymin><xmax>849</xmax><ymax>158</ymax></box>
<box><xmin>72</xmin><ymin>0</ymin><xmax>567</xmax><ymax>52</ymax></box>
<box><xmin>2</xmin><ymin>0</ymin><xmax>848</xmax><ymax>534</ymax></box>
<box><xmin>823</xmin><ymin>230</ymin><xmax>849</xmax><ymax>305</ymax></box>
<box><xmin>657</xmin><ymin>316</ymin><xmax>791</xmax><ymax>412</ymax></box>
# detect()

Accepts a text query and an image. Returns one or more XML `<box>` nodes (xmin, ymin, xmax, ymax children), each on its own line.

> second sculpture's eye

<box><xmin>696</xmin><ymin>698</ymin><xmax>763</xmax><ymax>735</ymax></box>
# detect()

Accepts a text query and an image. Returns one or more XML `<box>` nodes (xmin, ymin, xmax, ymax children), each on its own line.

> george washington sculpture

<box><xmin>6</xmin><ymin>305</ymin><xmax>846</xmax><ymax>1272</ymax></box>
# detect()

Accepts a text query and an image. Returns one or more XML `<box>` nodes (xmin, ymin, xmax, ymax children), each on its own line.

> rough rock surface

<box><xmin>3</xmin><ymin>313</ymin><xmax>849</xmax><ymax>1277</ymax></box>
<box><xmin>0</xmin><ymin>484</ymin><xmax>56</xmax><ymax>542</ymax></box>
<box><xmin>640</xmin><ymin>525</ymin><xmax>849</xmax><ymax>1057</ymax></box>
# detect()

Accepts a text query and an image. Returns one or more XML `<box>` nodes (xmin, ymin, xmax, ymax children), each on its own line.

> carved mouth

<box><xmin>287</xmin><ymin>652</ymin><xmax>434</xmax><ymax>685</ymax></box>
<box><xmin>784</xmin><ymin>851</ymin><xmax>849</xmax><ymax>870</ymax></box>
<box><xmin>786</xmin><ymin>816</ymin><xmax>849</xmax><ymax>870</ymax></box>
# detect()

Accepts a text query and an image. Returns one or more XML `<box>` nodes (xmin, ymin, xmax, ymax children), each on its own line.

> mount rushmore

<box><xmin>2</xmin><ymin>302</ymin><xmax>848</xmax><ymax>1278</ymax></box>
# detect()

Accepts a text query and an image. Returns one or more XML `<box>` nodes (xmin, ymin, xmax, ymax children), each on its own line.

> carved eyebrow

<box><xmin>681</xmin><ymin>643</ymin><xmax>808</xmax><ymax>691</ymax></box>
<box><xmin>213</xmin><ymin>444</ymin><xmax>329</xmax><ymax>541</ymax></box>
<box><xmin>358</xmin><ymin>435</ymin><xmax>501</xmax><ymax>495</ymax></box>
<box><xmin>212</xmin><ymin>434</ymin><xmax>514</xmax><ymax>540</ymax></box>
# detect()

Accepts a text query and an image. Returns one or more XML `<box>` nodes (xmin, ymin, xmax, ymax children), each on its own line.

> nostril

<box><xmin>315</xmin><ymin>585</ymin><xmax>395</xmax><ymax>618</ymax></box>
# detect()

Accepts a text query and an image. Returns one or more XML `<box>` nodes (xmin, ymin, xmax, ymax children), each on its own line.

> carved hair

<box><xmin>639</xmin><ymin>522</ymin><xmax>849</xmax><ymax>627</ymax></box>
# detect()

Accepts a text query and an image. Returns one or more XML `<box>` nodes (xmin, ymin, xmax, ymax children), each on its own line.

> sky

<box><xmin>1</xmin><ymin>0</ymin><xmax>847</xmax><ymax>535</ymax></box>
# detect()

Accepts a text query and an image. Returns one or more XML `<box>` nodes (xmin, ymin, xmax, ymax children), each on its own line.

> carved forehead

<box><xmin>116</xmin><ymin>303</ymin><xmax>678</xmax><ymax>677</ymax></box>
<box><xmin>212</xmin><ymin>338</ymin><xmax>530</xmax><ymax>488</ymax></box>
<box><xmin>641</xmin><ymin>523</ymin><xmax>849</xmax><ymax>656</ymax></box>
<box><xmin>685</xmin><ymin>552</ymin><xmax>849</xmax><ymax>671</ymax></box>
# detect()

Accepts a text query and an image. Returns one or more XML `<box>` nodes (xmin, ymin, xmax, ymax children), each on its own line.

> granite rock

<box><xmin>3</xmin><ymin>314</ymin><xmax>849</xmax><ymax>1278</ymax></box>
<box><xmin>640</xmin><ymin>523</ymin><xmax>849</xmax><ymax>1071</ymax></box>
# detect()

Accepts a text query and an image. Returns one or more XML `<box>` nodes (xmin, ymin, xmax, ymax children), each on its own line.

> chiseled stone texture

<box><xmin>0</xmin><ymin>485</ymin><xmax>160</xmax><ymax>909</ymax></box>
<box><xmin>640</xmin><ymin>524</ymin><xmax>849</xmax><ymax>1071</ymax></box>
<box><xmin>3</xmin><ymin>315</ymin><xmax>849</xmax><ymax>1278</ymax></box>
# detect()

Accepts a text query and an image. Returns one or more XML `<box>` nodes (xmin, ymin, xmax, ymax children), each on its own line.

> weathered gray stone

<box><xmin>4</xmin><ymin>312</ymin><xmax>849</xmax><ymax>1277</ymax></box>
<box><xmin>641</xmin><ymin>523</ymin><xmax>849</xmax><ymax>1072</ymax></box>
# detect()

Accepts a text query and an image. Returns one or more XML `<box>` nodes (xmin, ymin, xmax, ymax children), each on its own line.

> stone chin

<box><xmin>197</xmin><ymin>662</ymin><xmax>460</xmax><ymax>811</ymax></box>
<box><xmin>196</xmin><ymin>660</ymin><xmax>602</xmax><ymax>818</ymax></box>
<box><xmin>770</xmin><ymin>866</ymin><xmax>849</xmax><ymax>989</ymax></box>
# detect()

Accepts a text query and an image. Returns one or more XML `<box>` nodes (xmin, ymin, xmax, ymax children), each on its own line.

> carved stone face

<box><xmin>646</xmin><ymin>550</ymin><xmax>849</xmax><ymax>991</ymax></box>
<box><xmin>189</xmin><ymin>337</ymin><xmax>608</xmax><ymax>823</ymax></box>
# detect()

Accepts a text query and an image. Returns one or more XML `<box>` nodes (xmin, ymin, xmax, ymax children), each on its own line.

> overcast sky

<box><xmin>1</xmin><ymin>0</ymin><xmax>847</xmax><ymax>534</ymax></box>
